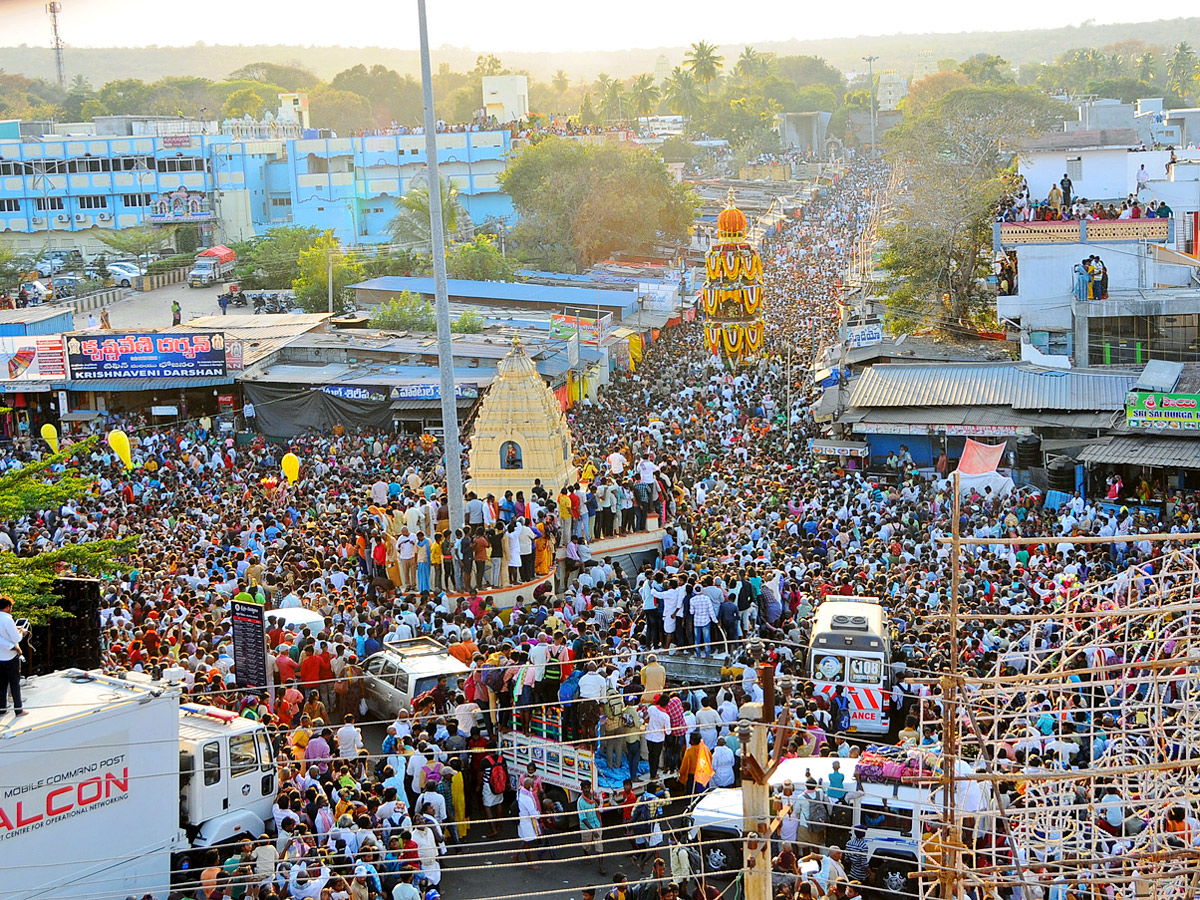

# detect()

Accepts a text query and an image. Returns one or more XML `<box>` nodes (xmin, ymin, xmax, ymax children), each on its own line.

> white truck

<box><xmin>188</xmin><ymin>245</ymin><xmax>237</xmax><ymax>287</ymax></box>
<box><xmin>2</xmin><ymin>669</ymin><xmax>276</xmax><ymax>900</ymax></box>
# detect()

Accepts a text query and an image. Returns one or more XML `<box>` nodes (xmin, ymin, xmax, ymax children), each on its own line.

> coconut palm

<box><xmin>685</xmin><ymin>40</ymin><xmax>724</xmax><ymax>93</ymax></box>
<box><xmin>600</xmin><ymin>79</ymin><xmax>627</xmax><ymax>123</ymax></box>
<box><xmin>595</xmin><ymin>72</ymin><xmax>614</xmax><ymax>95</ymax></box>
<box><xmin>387</xmin><ymin>177</ymin><xmax>465</xmax><ymax>251</ymax></box>
<box><xmin>1136</xmin><ymin>51</ymin><xmax>1156</xmax><ymax>82</ymax></box>
<box><xmin>1168</xmin><ymin>42</ymin><xmax>1197</xmax><ymax>99</ymax></box>
<box><xmin>664</xmin><ymin>67</ymin><xmax>702</xmax><ymax>123</ymax></box>
<box><xmin>629</xmin><ymin>74</ymin><xmax>661</xmax><ymax>119</ymax></box>
<box><xmin>552</xmin><ymin>69</ymin><xmax>569</xmax><ymax>96</ymax></box>
<box><xmin>734</xmin><ymin>46</ymin><xmax>768</xmax><ymax>82</ymax></box>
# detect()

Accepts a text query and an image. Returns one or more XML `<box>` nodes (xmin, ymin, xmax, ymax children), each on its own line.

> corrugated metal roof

<box><xmin>1079</xmin><ymin>436</ymin><xmax>1200</xmax><ymax>469</ymax></box>
<box><xmin>352</xmin><ymin>276</ymin><xmax>638</xmax><ymax>314</ymax></box>
<box><xmin>848</xmin><ymin>363</ymin><xmax>1137</xmax><ymax>411</ymax></box>
<box><xmin>1134</xmin><ymin>360</ymin><xmax>1184</xmax><ymax>392</ymax></box>
<box><xmin>845</xmin><ymin>405</ymin><xmax>1114</xmax><ymax>430</ymax></box>
<box><xmin>0</xmin><ymin>306</ymin><xmax>72</xmax><ymax>325</ymax></box>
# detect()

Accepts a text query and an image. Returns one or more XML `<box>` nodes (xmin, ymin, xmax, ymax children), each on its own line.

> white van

<box><xmin>361</xmin><ymin>637</ymin><xmax>470</xmax><ymax>719</ymax></box>
<box><xmin>688</xmin><ymin>754</ymin><xmax>966</xmax><ymax>891</ymax></box>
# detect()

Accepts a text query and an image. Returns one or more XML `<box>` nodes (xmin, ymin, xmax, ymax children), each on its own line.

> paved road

<box><xmin>361</xmin><ymin>722</ymin><xmax>699</xmax><ymax>900</ymax></box>
<box><xmin>71</xmin><ymin>280</ymin><xmax>230</xmax><ymax>331</ymax></box>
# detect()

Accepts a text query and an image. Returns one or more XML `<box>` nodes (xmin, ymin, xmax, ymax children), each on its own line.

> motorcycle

<box><xmin>230</xmin><ymin>291</ymin><xmax>248</xmax><ymax>308</ymax></box>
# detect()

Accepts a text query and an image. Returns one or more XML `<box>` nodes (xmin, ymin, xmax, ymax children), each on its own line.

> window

<box><xmin>858</xmin><ymin>801</ymin><xmax>911</xmax><ymax>834</ymax></box>
<box><xmin>372</xmin><ymin>207</ymin><xmax>384</xmax><ymax>213</ymax></box>
<box><xmin>849</xmin><ymin>657</ymin><xmax>884</xmax><ymax>685</ymax></box>
<box><xmin>35</xmin><ymin>197</ymin><xmax>64</xmax><ymax>211</ymax></box>
<box><xmin>122</xmin><ymin>193</ymin><xmax>152</xmax><ymax>207</ymax></box>
<box><xmin>229</xmin><ymin>733</ymin><xmax>259</xmax><ymax>777</ymax></box>
<box><xmin>116</xmin><ymin>156</ymin><xmax>154</xmax><ymax>172</ymax></box>
<box><xmin>270</xmin><ymin>197</ymin><xmax>292</xmax><ymax>208</ymax></box>
<box><xmin>1066</xmin><ymin>157</ymin><xmax>1083</xmax><ymax>181</ymax></box>
<box><xmin>202</xmin><ymin>741</ymin><xmax>221</xmax><ymax>786</ymax></box>
<box><xmin>812</xmin><ymin>653</ymin><xmax>844</xmax><ymax>682</ymax></box>
<box><xmin>1089</xmin><ymin>314</ymin><xmax>1200</xmax><ymax>366</ymax></box>
<box><xmin>0</xmin><ymin>199</ymin><xmax>19</xmax><ymax>213</ymax></box>
<box><xmin>155</xmin><ymin>157</ymin><xmax>207</xmax><ymax>173</ymax></box>
<box><xmin>67</xmin><ymin>157</ymin><xmax>112</xmax><ymax>173</ymax></box>
<box><xmin>78</xmin><ymin>196</ymin><xmax>107</xmax><ymax>210</ymax></box>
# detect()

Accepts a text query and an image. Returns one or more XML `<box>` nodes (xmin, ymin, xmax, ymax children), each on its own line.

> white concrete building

<box><xmin>482</xmin><ymin>75</ymin><xmax>529</xmax><ymax>124</ymax></box>
<box><xmin>1019</xmin><ymin>129</ymin><xmax>1173</xmax><ymax>202</ymax></box>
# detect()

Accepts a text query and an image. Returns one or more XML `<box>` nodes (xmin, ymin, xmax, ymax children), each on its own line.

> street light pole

<box><xmin>418</xmin><ymin>0</ymin><xmax>466</xmax><ymax>533</ymax></box>
<box><xmin>862</xmin><ymin>55</ymin><xmax>878</xmax><ymax>160</ymax></box>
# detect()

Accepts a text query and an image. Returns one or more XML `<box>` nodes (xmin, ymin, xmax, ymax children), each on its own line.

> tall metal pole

<box><xmin>326</xmin><ymin>247</ymin><xmax>334</xmax><ymax>316</ymax></box>
<box><xmin>862</xmin><ymin>55</ymin><xmax>878</xmax><ymax>160</ymax></box>
<box><xmin>418</xmin><ymin>0</ymin><xmax>465</xmax><ymax>533</ymax></box>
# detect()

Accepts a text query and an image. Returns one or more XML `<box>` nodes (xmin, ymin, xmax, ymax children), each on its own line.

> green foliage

<box><xmin>773</xmin><ymin>55</ymin><xmax>846</xmax><ymax>95</ymax></box>
<box><xmin>959</xmin><ymin>54</ymin><xmax>1016</xmax><ymax>85</ymax></box>
<box><xmin>292</xmin><ymin>231</ymin><xmax>364</xmax><ymax>314</ymax></box>
<box><xmin>883</xmin><ymin>86</ymin><xmax>1065</xmax><ymax>334</ymax></box>
<box><xmin>388</xmin><ymin>180</ymin><xmax>465</xmax><ymax>251</ymax></box>
<box><xmin>227</xmin><ymin>62</ymin><xmax>318</xmax><ymax>91</ymax></box>
<box><xmin>0</xmin><ymin>438</ymin><xmax>131</xmax><ymax>623</ymax></box>
<box><xmin>1084</xmin><ymin>77</ymin><xmax>1161</xmax><ymax>103</ymax></box>
<box><xmin>663</xmin><ymin>68</ymin><xmax>702</xmax><ymax>121</ymax></box>
<box><xmin>501</xmin><ymin>138</ymin><xmax>697</xmax><ymax>272</ymax></box>
<box><xmin>451</xmin><ymin>309</ymin><xmax>486</xmax><ymax>333</ymax></box>
<box><xmin>0</xmin><ymin>247</ymin><xmax>21</xmax><ymax>293</ymax></box>
<box><xmin>230</xmin><ymin>226</ymin><xmax>324</xmax><ymax>289</ymax></box>
<box><xmin>370</xmin><ymin>290</ymin><xmax>436</xmax><ymax>331</ymax></box>
<box><xmin>146</xmin><ymin>253</ymin><xmax>196</xmax><ymax>275</ymax></box>
<box><xmin>330</xmin><ymin>64</ymin><xmax>422</xmax><ymax>127</ymax></box>
<box><xmin>360</xmin><ymin>248</ymin><xmax>430</xmax><ymax>280</ymax></box>
<box><xmin>659</xmin><ymin>136</ymin><xmax>704</xmax><ymax>164</ymax></box>
<box><xmin>629</xmin><ymin>74</ymin><xmax>661</xmax><ymax>118</ymax></box>
<box><xmin>175</xmin><ymin>224</ymin><xmax>202</xmax><ymax>254</ymax></box>
<box><xmin>222</xmin><ymin>87</ymin><xmax>265</xmax><ymax>118</ymax></box>
<box><xmin>579</xmin><ymin>92</ymin><xmax>599</xmax><ymax>127</ymax></box>
<box><xmin>445</xmin><ymin>234</ymin><xmax>515</xmax><ymax>282</ymax></box>
<box><xmin>308</xmin><ymin>87</ymin><xmax>374</xmax><ymax>136</ymax></box>
<box><xmin>94</xmin><ymin>226</ymin><xmax>176</xmax><ymax>269</ymax></box>
<box><xmin>685</xmin><ymin>41</ymin><xmax>725</xmax><ymax>91</ymax></box>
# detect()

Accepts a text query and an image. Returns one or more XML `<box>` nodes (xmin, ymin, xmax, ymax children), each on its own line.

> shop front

<box><xmin>1079</xmin><ymin>434</ymin><xmax>1200</xmax><ymax>518</ymax></box>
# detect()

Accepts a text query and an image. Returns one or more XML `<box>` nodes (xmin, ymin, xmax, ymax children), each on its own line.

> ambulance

<box><xmin>808</xmin><ymin>597</ymin><xmax>893</xmax><ymax>734</ymax></box>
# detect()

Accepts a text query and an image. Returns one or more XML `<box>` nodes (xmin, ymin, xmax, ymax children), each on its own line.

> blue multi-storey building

<box><xmin>0</xmin><ymin>117</ymin><xmax>514</xmax><ymax>257</ymax></box>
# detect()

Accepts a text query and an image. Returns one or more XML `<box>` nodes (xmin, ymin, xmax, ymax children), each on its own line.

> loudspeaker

<box><xmin>24</xmin><ymin>577</ymin><xmax>102</xmax><ymax>675</ymax></box>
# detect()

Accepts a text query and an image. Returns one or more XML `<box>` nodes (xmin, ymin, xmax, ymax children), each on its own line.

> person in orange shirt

<box><xmin>448</xmin><ymin>634</ymin><xmax>479</xmax><ymax>665</ymax></box>
<box><xmin>678</xmin><ymin>732</ymin><xmax>714</xmax><ymax>796</ymax></box>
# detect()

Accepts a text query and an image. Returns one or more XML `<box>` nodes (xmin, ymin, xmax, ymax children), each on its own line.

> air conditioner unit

<box><xmin>75</xmin><ymin>214</ymin><xmax>85</xmax><ymax>222</ymax></box>
<box><xmin>56</xmin><ymin>214</ymin><xmax>68</xmax><ymax>222</ymax></box>
<box><xmin>98</xmin><ymin>213</ymin><xmax>112</xmax><ymax>221</ymax></box>
<box><xmin>31</xmin><ymin>217</ymin><xmax>44</xmax><ymax>225</ymax></box>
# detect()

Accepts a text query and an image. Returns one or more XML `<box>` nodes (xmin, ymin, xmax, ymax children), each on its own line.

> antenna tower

<box><xmin>46</xmin><ymin>3</ymin><xmax>65</xmax><ymax>90</ymax></box>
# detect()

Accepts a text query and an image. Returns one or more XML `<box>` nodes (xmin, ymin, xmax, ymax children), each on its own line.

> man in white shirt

<box><xmin>0</xmin><ymin>597</ymin><xmax>27</xmax><ymax>715</ymax></box>
<box><xmin>337</xmin><ymin>714</ymin><xmax>364</xmax><ymax>759</ymax></box>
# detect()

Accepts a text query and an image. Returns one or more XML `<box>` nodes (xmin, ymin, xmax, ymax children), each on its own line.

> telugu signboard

<box><xmin>550</xmin><ymin>313</ymin><xmax>611</xmax><ymax>346</ymax></box>
<box><xmin>389</xmin><ymin>383</ymin><xmax>479</xmax><ymax>401</ymax></box>
<box><xmin>230</xmin><ymin>599</ymin><xmax>267</xmax><ymax>689</ymax></box>
<box><xmin>65</xmin><ymin>332</ymin><xmax>227</xmax><ymax>381</ymax></box>
<box><xmin>322</xmin><ymin>385</ymin><xmax>388</xmax><ymax>403</ymax></box>
<box><xmin>1126</xmin><ymin>391</ymin><xmax>1200</xmax><ymax>430</ymax></box>
<box><xmin>846</xmin><ymin>323</ymin><xmax>884</xmax><ymax>349</ymax></box>
<box><xmin>0</xmin><ymin>336</ymin><xmax>67</xmax><ymax>382</ymax></box>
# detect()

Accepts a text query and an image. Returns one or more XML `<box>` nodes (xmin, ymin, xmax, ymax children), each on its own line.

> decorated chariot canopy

<box><xmin>702</xmin><ymin>190</ymin><xmax>765</xmax><ymax>366</ymax></box>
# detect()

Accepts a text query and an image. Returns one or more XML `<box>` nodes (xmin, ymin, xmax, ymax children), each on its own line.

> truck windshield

<box><xmin>849</xmin><ymin>657</ymin><xmax>884</xmax><ymax>685</ymax></box>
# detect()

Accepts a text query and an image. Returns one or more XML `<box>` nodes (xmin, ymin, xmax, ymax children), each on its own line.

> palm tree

<box><xmin>685</xmin><ymin>40</ymin><xmax>724</xmax><ymax>94</ymax></box>
<box><xmin>552</xmin><ymin>69</ymin><xmax>569</xmax><ymax>97</ymax></box>
<box><xmin>664</xmin><ymin>67</ymin><xmax>702</xmax><ymax>123</ymax></box>
<box><xmin>1168</xmin><ymin>42</ymin><xmax>1197</xmax><ymax>99</ymax></box>
<box><xmin>600</xmin><ymin>79</ymin><xmax>626</xmax><ymax>123</ymax></box>
<box><xmin>1136</xmin><ymin>51</ymin><xmax>1156</xmax><ymax>82</ymax></box>
<box><xmin>595</xmin><ymin>72</ymin><xmax>614</xmax><ymax>96</ymax></box>
<box><xmin>68</xmin><ymin>74</ymin><xmax>91</xmax><ymax>92</ymax></box>
<box><xmin>734</xmin><ymin>46</ymin><xmax>768</xmax><ymax>82</ymax></box>
<box><xmin>387</xmin><ymin>178</ymin><xmax>465</xmax><ymax>251</ymax></box>
<box><xmin>628</xmin><ymin>74</ymin><xmax>661</xmax><ymax>119</ymax></box>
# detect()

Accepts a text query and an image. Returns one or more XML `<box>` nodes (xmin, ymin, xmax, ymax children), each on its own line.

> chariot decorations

<box><xmin>702</xmin><ymin>191</ymin><xmax>765</xmax><ymax>366</ymax></box>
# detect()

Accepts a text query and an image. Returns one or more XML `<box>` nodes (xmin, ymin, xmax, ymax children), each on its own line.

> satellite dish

<box><xmin>1137</xmin><ymin>188</ymin><xmax>1153</xmax><ymax>205</ymax></box>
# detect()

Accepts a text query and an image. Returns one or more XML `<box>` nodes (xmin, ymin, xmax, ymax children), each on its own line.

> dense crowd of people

<box><xmin>5</xmin><ymin>157</ymin><xmax>1198</xmax><ymax>900</ymax></box>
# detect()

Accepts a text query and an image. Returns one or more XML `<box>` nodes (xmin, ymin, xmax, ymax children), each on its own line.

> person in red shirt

<box><xmin>298</xmin><ymin>647</ymin><xmax>323</xmax><ymax>694</ymax></box>
<box><xmin>276</xmin><ymin>650</ymin><xmax>299</xmax><ymax>684</ymax></box>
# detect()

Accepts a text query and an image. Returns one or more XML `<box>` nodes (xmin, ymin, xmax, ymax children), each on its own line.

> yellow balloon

<box><xmin>40</xmin><ymin>423</ymin><xmax>59</xmax><ymax>454</ymax></box>
<box><xmin>107</xmin><ymin>429</ymin><xmax>132</xmax><ymax>470</ymax></box>
<box><xmin>281</xmin><ymin>452</ymin><xmax>300</xmax><ymax>484</ymax></box>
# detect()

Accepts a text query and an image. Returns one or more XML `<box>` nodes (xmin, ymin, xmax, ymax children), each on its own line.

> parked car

<box><xmin>361</xmin><ymin>638</ymin><xmax>469</xmax><ymax>719</ymax></box>
<box><xmin>105</xmin><ymin>262</ymin><xmax>145</xmax><ymax>287</ymax></box>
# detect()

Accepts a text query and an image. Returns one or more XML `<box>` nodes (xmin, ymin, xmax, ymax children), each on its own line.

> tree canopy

<box><xmin>500</xmin><ymin>139</ymin><xmax>696</xmax><ymax>272</ymax></box>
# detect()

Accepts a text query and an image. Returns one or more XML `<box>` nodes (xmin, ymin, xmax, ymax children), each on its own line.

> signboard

<box><xmin>161</xmin><ymin>134</ymin><xmax>193</xmax><ymax>148</ymax></box>
<box><xmin>322</xmin><ymin>385</ymin><xmax>387</xmax><ymax>403</ymax></box>
<box><xmin>66</xmin><ymin>332</ymin><xmax>227</xmax><ymax>381</ymax></box>
<box><xmin>150</xmin><ymin>406</ymin><xmax>178</xmax><ymax>417</ymax></box>
<box><xmin>1126</xmin><ymin>391</ymin><xmax>1200</xmax><ymax>430</ymax></box>
<box><xmin>389</xmin><ymin>383</ymin><xmax>479</xmax><ymax>401</ymax></box>
<box><xmin>551</xmin><ymin>313</ymin><xmax>611</xmax><ymax>346</ymax></box>
<box><xmin>0</xmin><ymin>336</ymin><xmax>67</xmax><ymax>382</ymax></box>
<box><xmin>846</xmin><ymin>323</ymin><xmax>884</xmax><ymax>349</ymax></box>
<box><xmin>225</xmin><ymin>339</ymin><xmax>244</xmax><ymax>371</ymax></box>
<box><xmin>230</xmin><ymin>599</ymin><xmax>267</xmax><ymax>689</ymax></box>
<box><xmin>853</xmin><ymin>423</ymin><xmax>1026</xmax><ymax>436</ymax></box>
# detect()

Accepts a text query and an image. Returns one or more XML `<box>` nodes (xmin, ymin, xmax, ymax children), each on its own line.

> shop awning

<box><xmin>0</xmin><ymin>382</ymin><xmax>52</xmax><ymax>394</ymax></box>
<box><xmin>55</xmin><ymin>376</ymin><xmax>235</xmax><ymax>392</ymax></box>
<box><xmin>390</xmin><ymin>397</ymin><xmax>476</xmax><ymax>412</ymax></box>
<box><xmin>809</xmin><ymin>438</ymin><xmax>869</xmax><ymax>457</ymax></box>
<box><xmin>1079</xmin><ymin>435</ymin><xmax>1200</xmax><ymax>469</ymax></box>
<box><xmin>60</xmin><ymin>410</ymin><xmax>105</xmax><ymax>422</ymax></box>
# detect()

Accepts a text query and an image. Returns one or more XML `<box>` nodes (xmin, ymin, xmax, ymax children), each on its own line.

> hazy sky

<box><xmin>0</xmin><ymin>0</ymin><xmax>1162</xmax><ymax>50</ymax></box>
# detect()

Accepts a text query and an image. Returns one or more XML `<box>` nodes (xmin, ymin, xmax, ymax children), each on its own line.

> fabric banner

<box><xmin>957</xmin><ymin>439</ymin><xmax>1006</xmax><ymax>475</ymax></box>
<box><xmin>241</xmin><ymin>381</ymin><xmax>395</xmax><ymax>438</ymax></box>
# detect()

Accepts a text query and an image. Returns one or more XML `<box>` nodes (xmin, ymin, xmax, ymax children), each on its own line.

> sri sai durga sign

<box><xmin>1126</xmin><ymin>391</ymin><xmax>1200</xmax><ymax>429</ymax></box>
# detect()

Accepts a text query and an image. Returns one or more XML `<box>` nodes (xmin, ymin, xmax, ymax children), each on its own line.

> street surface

<box><xmin>71</xmin><ymin>280</ymin><xmax>230</xmax><ymax>330</ymax></box>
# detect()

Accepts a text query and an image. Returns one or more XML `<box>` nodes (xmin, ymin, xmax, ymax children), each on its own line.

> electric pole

<box><xmin>417</xmin><ymin>0</ymin><xmax>466</xmax><ymax>533</ymax></box>
<box><xmin>46</xmin><ymin>3</ymin><xmax>65</xmax><ymax>90</ymax></box>
<box><xmin>326</xmin><ymin>246</ymin><xmax>334</xmax><ymax>316</ymax></box>
<box><xmin>861</xmin><ymin>55</ymin><xmax>878</xmax><ymax>160</ymax></box>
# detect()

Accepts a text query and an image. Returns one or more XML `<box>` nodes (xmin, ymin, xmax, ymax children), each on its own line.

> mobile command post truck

<box><xmin>1</xmin><ymin>670</ymin><xmax>276</xmax><ymax>900</ymax></box>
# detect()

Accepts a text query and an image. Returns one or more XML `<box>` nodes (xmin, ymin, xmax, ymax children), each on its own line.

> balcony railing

<box><xmin>995</xmin><ymin>218</ymin><xmax>1172</xmax><ymax>249</ymax></box>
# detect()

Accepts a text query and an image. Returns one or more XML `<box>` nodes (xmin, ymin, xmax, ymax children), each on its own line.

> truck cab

<box><xmin>809</xmin><ymin>597</ymin><xmax>893</xmax><ymax>735</ymax></box>
<box><xmin>176</xmin><ymin>704</ymin><xmax>276</xmax><ymax>849</ymax></box>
